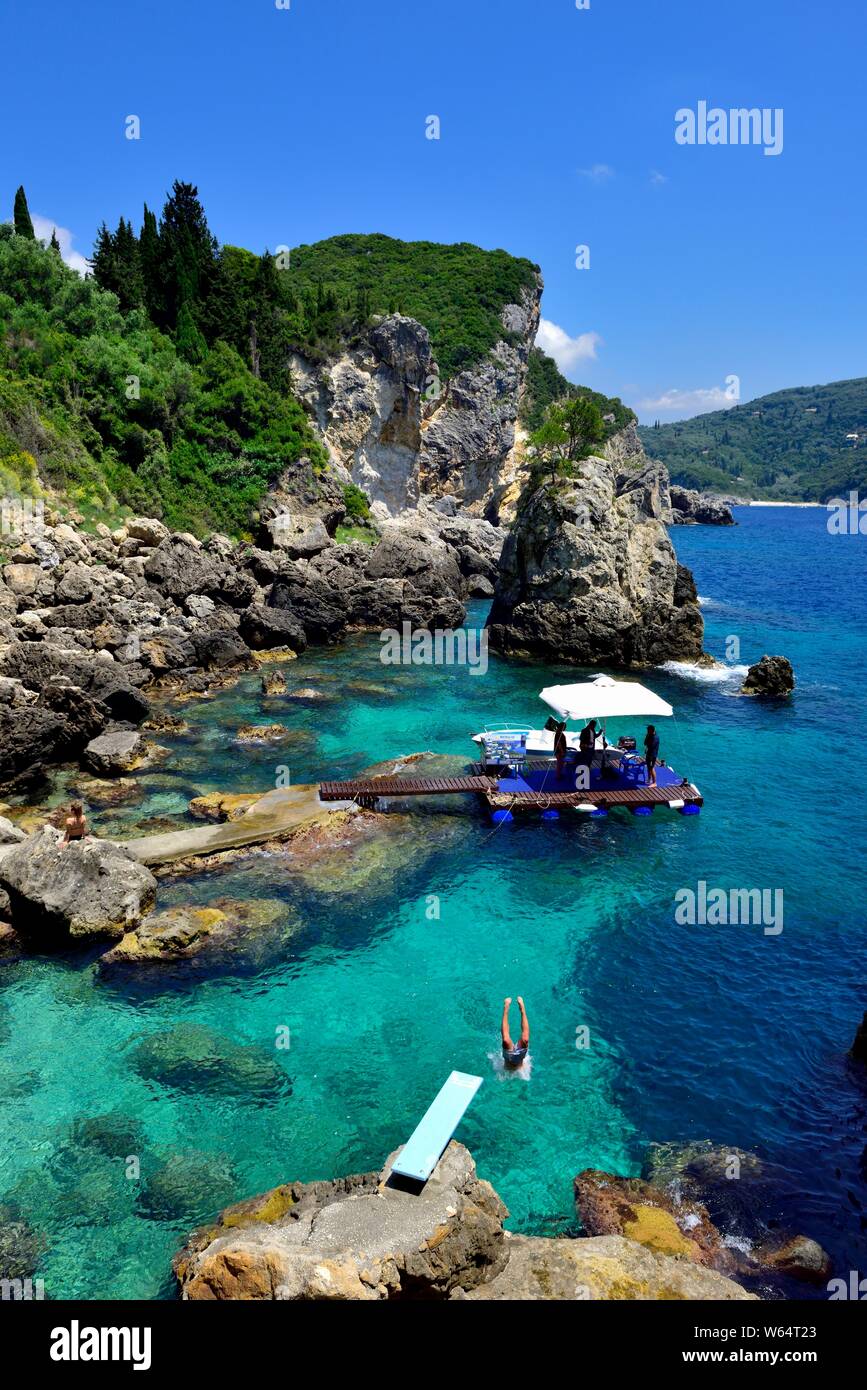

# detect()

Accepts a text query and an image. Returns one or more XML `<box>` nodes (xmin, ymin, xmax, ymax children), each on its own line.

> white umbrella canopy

<box><xmin>539</xmin><ymin>675</ymin><xmax>673</xmax><ymax>722</ymax></box>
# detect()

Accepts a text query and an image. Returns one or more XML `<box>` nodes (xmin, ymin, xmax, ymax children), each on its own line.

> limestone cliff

<box><xmin>287</xmin><ymin>278</ymin><xmax>542</xmax><ymax>520</ymax></box>
<box><xmin>486</xmin><ymin>432</ymin><xmax>705</xmax><ymax>668</ymax></box>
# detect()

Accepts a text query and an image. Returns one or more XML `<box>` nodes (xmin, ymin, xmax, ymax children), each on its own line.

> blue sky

<box><xmin>2</xmin><ymin>0</ymin><xmax>864</xmax><ymax>421</ymax></box>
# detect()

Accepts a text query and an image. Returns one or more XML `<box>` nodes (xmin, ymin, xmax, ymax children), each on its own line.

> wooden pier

<box><xmin>319</xmin><ymin>774</ymin><xmax>498</xmax><ymax>808</ymax></box>
<box><xmin>318</xmin><ymin>772</ymin><xmax>702</xmax><ymax>813</ymax></box>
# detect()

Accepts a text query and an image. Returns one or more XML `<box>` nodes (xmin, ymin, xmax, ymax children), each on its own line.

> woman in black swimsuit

<box><xmin>501</xmin><ymin>996</ymin><xmax>530</xmax><ymax>1070</ymax></box>
<box><xmin>61</xmin><ymin>802</ymin><xmax>88</xmax><ymax>846</ymax></box>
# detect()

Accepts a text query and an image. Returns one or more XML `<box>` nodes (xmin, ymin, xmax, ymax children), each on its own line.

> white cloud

<box><xmin>635</xmin><ymin>385</ymin><xmax>739</xmax><ymax>417</ymax></box>
<box><xmin>535</xmin><ymin>318</ymin><xmax>602</xmax><ymax>374</ymax></box>
<box><xmin>577</xmin><ymin>163</ymin><xmax>614</xmax><ymax>182</ymax></box>
<box><xmin>649</xmin><ymin>169</ymin><xmax>668</xmax><ymax>186</ymax></box>
<box><xmin>31</xmin><ymin>215</ymin><xmax>90</xmax><ymax>276</ymax></box>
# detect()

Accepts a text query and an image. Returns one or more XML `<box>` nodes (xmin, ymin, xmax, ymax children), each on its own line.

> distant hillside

<box><xmin>638</xmin><ymin>378</ymin><xmax>867</xmax><ymax>500</ymax></box>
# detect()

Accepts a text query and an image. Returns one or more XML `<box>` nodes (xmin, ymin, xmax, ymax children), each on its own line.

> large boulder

<box><xmin>741</xmin><ymin>655</ymin><xmax>795</xmax><ymax>697</ymax></box>
<box><xmin>488</xmin><ymin>450</ymin><xmax>704</xmax><ymax>667</ymax></box>
<box><xmin>0</xmin><ymin>826</ymin><xmax>157</xmax><ymax>942</ymax></box>
<box><xmin>143</xmin><ymin>537</ymin><xmax>242</xmax><ymax>606</ymax></box>
<box><xmin>459</xmin><ymin>1233</ymin><xmax>755</xmax><ymax>1301</ymax></box>
<box><xmin>174</xmin><ymin>1142</ymin><xmax>507</xmax><ymax>1301</ymax></box>
<box><xmin>82</xmin><ymin>729</ymin><xmax>148</xmax><ymax>776</ymax></box>
<box><xmin>239</xmin><ymin>604</ymin><xmax>307</xmax><ymax>653</ymax></box>
<box><xmin>190</xmin><ymin>628</ymin><xmax>251</xmax><ymax>671</ymax></box>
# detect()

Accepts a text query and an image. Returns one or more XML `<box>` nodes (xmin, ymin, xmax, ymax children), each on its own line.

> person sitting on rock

<box><xmin>644</xmin><ymin>725</ymin><xmax>660</xmax><ymax>786</ymax></box>
<box><xmin>501</xmin><ymin>996</ymin><xmax>530</xmax><ymax>1071</ymax></box>
<box><xmin>61</xmin><ymin>801</ymin><xmax>89</xmax><ymax>847</ymax></box>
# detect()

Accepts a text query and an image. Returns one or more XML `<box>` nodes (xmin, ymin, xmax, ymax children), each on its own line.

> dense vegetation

<box><xmin>283</xmin><ymin>234</ymin><xmax>540</xmax><ymax>378</ymax></box>
<box><xmin>0</xmin><ymin>183</ymin><xmax>548</xmax><ymax>535</ymax></box>
<box><xmin>520</xmin><ymin>346</ymin><xmax>635</xmax><ymax>439</ymax></box>
<box><xmin>639</xmin><ymin>378</ymin><xmax>867</xmax><ymax>500</ymax></box>
<box><xmin>0</xmin><ymin>184</ymin><xmax>327</xmax><ymax>535</ymax></box>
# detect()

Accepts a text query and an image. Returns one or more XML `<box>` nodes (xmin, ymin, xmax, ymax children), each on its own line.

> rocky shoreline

<box><xmin>173</xmin><ymin>1140</ymin><xmax>756</xmax><ymax>1301</ymax></box>
<box><xmin>0</xmin><ymin>498</ymin><xmax>504</xmax><ymax>792</ymax></box>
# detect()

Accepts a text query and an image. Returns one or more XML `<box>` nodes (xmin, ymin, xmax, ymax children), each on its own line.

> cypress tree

<box><xmin>91</xmin><ymin>222</ymin><xmax>116</xmax><ymax>290</ymax></box>
<box><xmin>139</xmin><ymin>204</ymin><xmax>164</xmax><ymax>325</ymax></box>
<box><xmin>112</xmin><ymin>217</ymin><xmax>144</xmax><ymax>311</ymax></box>
<box><xmin>49</xmin><ymin>227</ymin><xmax>61</xmax><ymax>254</ymax></box>
<box><xmin>13</xmin><ymin>185</ymin><xmax>35</xmax><ymax>238</ymax></box>
<box><xmin>158</xmin><ymin>181</ymin><xmax>217</xmax><ymax>333</ymax></box>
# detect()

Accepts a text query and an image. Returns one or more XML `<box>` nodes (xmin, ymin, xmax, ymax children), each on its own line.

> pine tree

<box><xmin>50</xmin><ymin>227</ymin><xmax>61</xmax><ymax>254</ymax></box>
<box><xmin>13</xmin><ymin>185</ymin><xmax>35</xmax><ymax>238</ymax></box>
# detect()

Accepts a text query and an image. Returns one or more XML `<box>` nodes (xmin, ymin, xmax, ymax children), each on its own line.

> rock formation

<box><xmin>574</xmin><ymin>1168</ymin><xmax>731</xmax><ymax>1270</ymax></box>
<box><xmin>669</xmin><ymin>485</ymin><xmax>735</xmax><ymax>526</ymax></box>
<box><xmin>741</xmin><ymin>655</ymin><xmax>795</xmax><ymax>696</ymax></box>
<box><xmin>0</xmin><ymin>825</ymin><xmax>156</xmax><ymax>941</ymax></box>
<box><xmin>487</xmin><ymin>447</ymin><xmax>704</xmax><ymax>667</ymax></box>
<box><xmin>851</xmin><ymin>1012</ymin><xmax>867</xmax><ymax>1065</ymax></box>
<box><xmin>286</xmin><ymin>293</ymin><xmax>542</xmax><ymax>521</ymax></box>
<box><xmin>639</xmin><ymin>1140</ymin><xmax>831</xmax><ymax>1287</ymax></box>
<box><xmin>0</xmin><ymin>503</ymin><xmax>483</xmax><ymax>788</ymax></box>
<box><xmin>174</xmin><ymin>1142</ymin><xmax>753</xmax><ymax>1301</ymax></box>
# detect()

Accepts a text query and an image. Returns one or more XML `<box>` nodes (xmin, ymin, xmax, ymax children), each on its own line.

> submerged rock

<box><xmin>261</xmin><ymin>671</ymin><xmax>287</xmax><ymax>697</ymax></box>
<box><xmin>70</xmin><ymin>1111</ymin><xmax>146</xmax><ymax>1160</ymax></box>
<box><xmin>99</xmin><ymin>898</ymin><xmax>289</xmax><ymax>967</ymax></box>
<box><xmin>0</xmin><ymin>1202</ymin><xmax>45</xmax><ymax>1283</ymax></box>
<box><xmin>851</xmin><ymin>1011</ymin><xmax>867</xmax><ymax>1065</ymax></box>
<box><xmin>173</xmin><ymin>1142</ymin><xmax>753</xmax><ymax>1302</ymax></box>
<box><xmin>138</xmin><ymin>1151</ymin><xmax>237</xmax><ymax>1224</ymax></box>
<box><xmin>132</xmin><ymin>1022</ymin><xmax>291</xmax><ymax>1102</ymax></box>
<box><xmin>641</xmin><ymin>1140</ymin><xmax>830</xmax><ymax>1287</ymax></box>
<box><xmin>741</xmin><ymin>654</ymin><xmax>795</xmax><ymax>697</ymax></box>
<box><xmin>72</xmin><ymin>776</ymin><xmax>144</xmax><ymax>809</ymax></box>
<box><xmin>234</xmin><ymin>723</ymin><xmax>291</xmax><ymax>744</ymax></box>
<box><xmin>0</xmin><ymin>826</ymin><xmax>157</xmax><ymax>942</ymax></box>
<box><xmin>754</xmin><ymin>1234</ymin><xmax>832</xmax><ymax>1285</ymax></box>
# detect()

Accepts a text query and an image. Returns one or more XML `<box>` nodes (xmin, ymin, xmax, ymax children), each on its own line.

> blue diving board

<box><xmin>392</xmin><ymin>1071</ymin><xmax>483</xmax><ymax>1184</ymax></box>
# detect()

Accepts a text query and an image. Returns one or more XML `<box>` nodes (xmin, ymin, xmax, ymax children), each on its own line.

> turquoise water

<box><xmin>2</xmin><ymin>506</ymin><xmax>867</xmax><ymax>1298</ymax></box>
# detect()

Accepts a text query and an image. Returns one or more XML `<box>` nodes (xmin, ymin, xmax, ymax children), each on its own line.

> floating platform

<box><xmin>318</xmin><ymin>766</ymin><xmax>702</xmax><ymax>814</ymax></box>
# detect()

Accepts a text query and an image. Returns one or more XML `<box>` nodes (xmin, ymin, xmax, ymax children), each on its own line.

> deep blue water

<box><xmin>1</xmin><ymin>505</ymin><xmax>866</xmax><ymax>1299</ymax></box>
